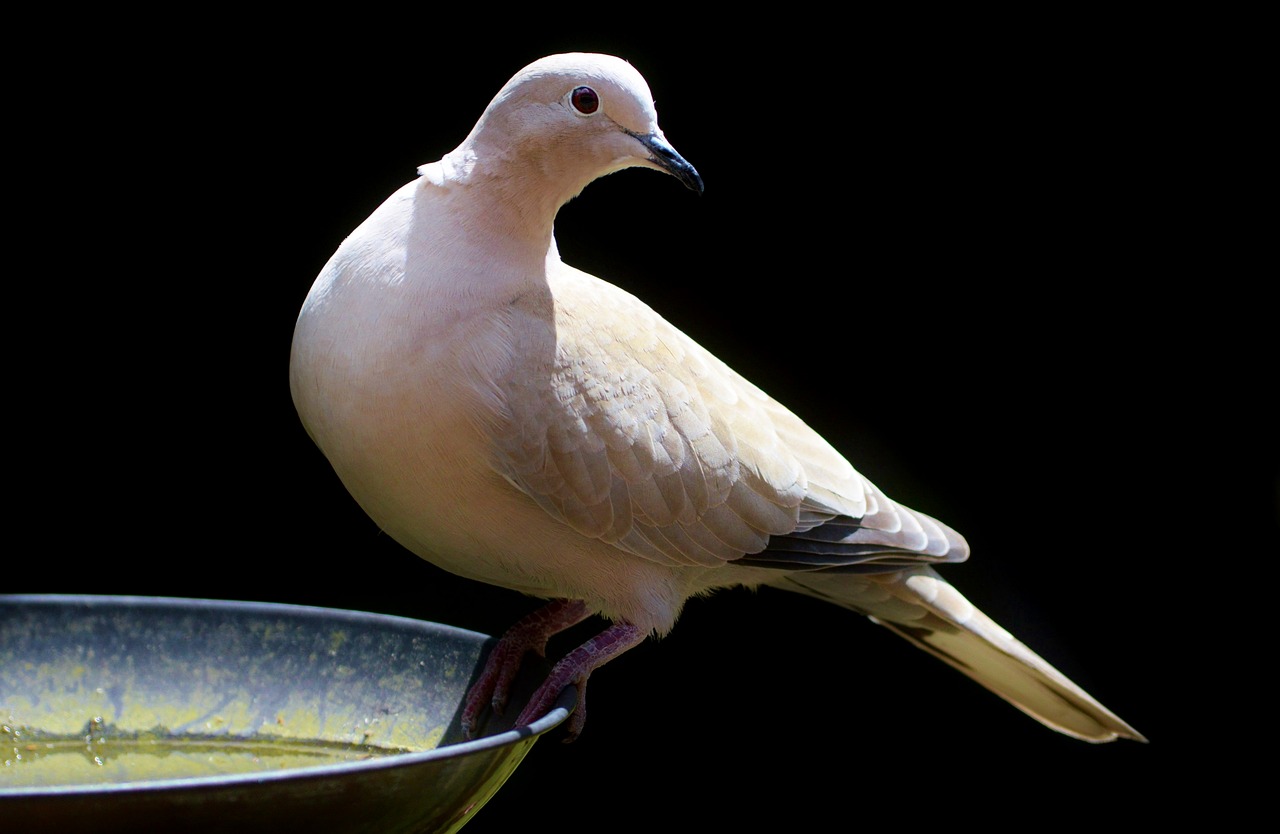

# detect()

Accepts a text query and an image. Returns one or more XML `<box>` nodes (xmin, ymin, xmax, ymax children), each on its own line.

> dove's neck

<box><xmin>432</xmin><ymin>139</ymin><xmax>591</xmax><ymax>248</ymax></box>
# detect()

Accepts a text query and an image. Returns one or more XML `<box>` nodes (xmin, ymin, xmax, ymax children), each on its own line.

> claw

<box><xmin>510</xmin><ymin>620</ymin><xmax>646</xmax><ymax>740</ymax></box>
<box><xmin>462</xmin><ymin>603</ymin><xmax>648</xmax><ymax>740</ymax></box>
<box><xmin>460</xmin><ymin>599</ymin><xmax>591</xmax><ymax>739</ymax></box>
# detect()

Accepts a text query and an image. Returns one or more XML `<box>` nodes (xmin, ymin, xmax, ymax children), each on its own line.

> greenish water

<box><xmin>2</xmin><ymin>724</ymin><xmax>415</xmax><ymax>788</ymax></box>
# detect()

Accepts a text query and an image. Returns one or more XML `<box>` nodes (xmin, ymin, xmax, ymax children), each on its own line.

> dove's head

<box><xmin>447</xmin><ymin>53</ymin><xmax>702</xmax><ymax>207</ymax></box>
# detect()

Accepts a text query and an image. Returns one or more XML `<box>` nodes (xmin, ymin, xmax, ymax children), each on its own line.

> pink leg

<box><xmin>461</xmin><ymin>599</ymin><xmax>592</xmax><ymax>739</ymax></box>
<box><xmin>513</xmin><ymin>620</ymin><xmax>647</xmax><ymax>742</ymax></box>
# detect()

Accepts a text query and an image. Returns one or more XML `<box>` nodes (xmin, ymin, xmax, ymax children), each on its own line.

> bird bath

<box><xmin>0</xmin><ymin>595</ymin><xmax>572</xmax><ymax>833</ymax></box>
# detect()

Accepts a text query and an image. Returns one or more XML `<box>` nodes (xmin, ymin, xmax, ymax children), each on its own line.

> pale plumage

<box><xmin>290</xmin><ymin>52</ymin><xmax>1143</xmax><ymax>744</ymax></box>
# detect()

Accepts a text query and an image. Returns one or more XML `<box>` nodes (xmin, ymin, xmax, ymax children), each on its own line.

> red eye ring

<box><xmin>570</xmin><ymin>86</ymin><xmax>600</xmax><ymax>114</ymax></box>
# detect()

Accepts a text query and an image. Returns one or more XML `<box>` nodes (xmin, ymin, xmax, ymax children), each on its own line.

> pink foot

<box><xmin>461</xmin><ymin>599</ymin><xmax>591</xmax><ymax>739</ymax></box>
<box><xmin>513</xmin><ymin>621</ymin><xmax>647</xmax><ymax>742</ymax></box>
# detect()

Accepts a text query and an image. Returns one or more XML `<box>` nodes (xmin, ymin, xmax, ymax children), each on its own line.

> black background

<box><xmin>11</xmin><ymin>10</ymin><xmax>1272</xmax><ymax>830</ymax></box>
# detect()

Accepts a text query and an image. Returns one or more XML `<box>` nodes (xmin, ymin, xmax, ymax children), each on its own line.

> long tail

<box><xmin>774</xmin><ymin>566</ymin><xmax>1146</xmax><ymax>743</ymax></box>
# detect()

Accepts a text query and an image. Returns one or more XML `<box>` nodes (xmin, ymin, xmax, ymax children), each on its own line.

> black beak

<box><xmin>628</xmin><ymin>130</ymin><xmax>704</xmax><ymax>194</ymax></box>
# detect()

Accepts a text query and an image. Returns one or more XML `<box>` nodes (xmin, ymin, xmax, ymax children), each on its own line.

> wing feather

<box><xmin>488</xmin><ymin>265</ymin><xmax>964</xmax><ymax>571</ymax></box>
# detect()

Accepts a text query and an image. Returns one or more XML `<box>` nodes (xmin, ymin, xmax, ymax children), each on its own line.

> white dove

<box><xmin>289</xmin><ymin>52</ymin><xmax>1143</xmax><ymax>744</ymax></box>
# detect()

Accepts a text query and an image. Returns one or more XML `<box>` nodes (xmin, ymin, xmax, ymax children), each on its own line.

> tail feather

<box><xmin>774</xmin><ymin>567</ymin><xmax>1146</xmax><ymax>743</ymax></box>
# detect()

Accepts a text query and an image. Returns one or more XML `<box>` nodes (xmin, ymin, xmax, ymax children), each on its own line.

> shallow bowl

<box><xmin>0</xmin><ymin>594</ymin><xmax>572</xmax><ymax>833</ymax></box>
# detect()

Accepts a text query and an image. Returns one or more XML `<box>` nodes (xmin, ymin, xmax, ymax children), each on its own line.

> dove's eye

<box><xmin>569</xmin><ymin>86</ymin><xmax>600</xmax><ymax>115</ymax></box>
